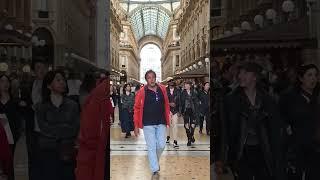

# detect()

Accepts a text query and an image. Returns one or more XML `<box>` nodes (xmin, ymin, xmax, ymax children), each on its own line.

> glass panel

<box><xmin>128</xmin><ymin>3</ymin><xmax>173</xmax><ymax>40</ymax></box>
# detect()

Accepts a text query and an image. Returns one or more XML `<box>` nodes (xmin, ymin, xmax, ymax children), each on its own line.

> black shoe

<box><xmin>166</xmin><ymin>136</ymin><xmax>170</xmax><ymax>144</ymax></box>
<box><xmin>191</xmin><ymin>136</ymin><xmax>195</xmax><ymax>143</ymax></box>
<box><xmin>187</xmin><ymin>140</ymin><xmax>191</xmax><ymax>146</ymax></box>
<box><xmin>125</xmin><ymin>132</ymin><xmax>131</xmax><ymax>138</ymax></box>
<box><xmin>173</xmin><ymin>140</ymin><xmax>179</xmax><ymax>148</ymax></box>
<box><xmin>152</xmin><ymin>171</ymin><xmax>159</xmax><ymax>176</ymax></box>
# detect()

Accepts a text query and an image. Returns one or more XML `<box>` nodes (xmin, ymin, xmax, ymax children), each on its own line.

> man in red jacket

<box><xmin>134</xmin><ymin>70</ymin><xmax>170</xmax><ymax>176</ymax></box>
<box><xmin>75</xmin><ymin>72</ymin><xmax>112</xmax><ymax>180</ymax></box>
<box><xmin>0</xmin><ymin>123</ymin><xmax>13</xmax><ymax>180</ymax></box>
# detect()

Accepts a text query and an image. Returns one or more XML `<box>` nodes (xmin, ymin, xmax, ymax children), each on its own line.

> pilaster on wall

<box><xmin>302</xmin><ymin>49</ymin><xmax>320</xmax><ymax>68</ymax></box>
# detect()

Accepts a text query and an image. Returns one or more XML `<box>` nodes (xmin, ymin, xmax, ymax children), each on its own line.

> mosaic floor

<box><xmin>111</xmin><ymin>107</ymin><xmax>211</xmax><ymax>180</ymax></box>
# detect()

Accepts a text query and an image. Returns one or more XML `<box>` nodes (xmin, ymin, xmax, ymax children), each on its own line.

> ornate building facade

<box><xmin>175</xmin><ymin>0</ymin><xmax>210</xmax><ymax>81</ymax></box>
<box><xmin>211</xmin><ymin>0</ymin><xmax>320</xmax><ymax>68</ymax></box>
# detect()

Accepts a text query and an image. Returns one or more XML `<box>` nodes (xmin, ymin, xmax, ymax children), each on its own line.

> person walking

<box><xmin>35</xmin><ymin>70</ymin><xmax>80</xmax><ymax>180</ymax></box>
<box><xmin>165</xmin><ymin>78</ymin><xmax>180</xmax><ymax>148</ymax></box>
<box><xmin>180</xmin><ymin>81</ymin><xmax>199</xmax><ymax>146</ymax></box>
<box><xmin>279</xmin><ymin>64</ymin><xmax>320</xmax><ymax>180</ymax></box>
<box><xmin>198</xmin><ymin>82</ymin><xmax>210</xmax><ymax>135</ymax></box>
<box><xmin>19</xmin><ymin>58</ymin><xmax>48</xmax><ymax>180</ymax></box>
<box><xmin>224</xmin><ymin>62</ymin><xmax>285</xmax><ymax>180</ymax></box>
<box><xmin>0</xmin><ymin>121</ymin><xmax>12</xmax><ymax>180</ymax></box>
<box><xmin>121</xmin><ymin>83</ymin><xmax>135</xmax><ymax>138</ymax></box>
<box><xmin>76</xmin><ymin>74</ymin><xmax>112</xmax><ymax>180</ymax></box>
<box><xmin>133</xmin><ymin>70</ymin><xmax>170</xmax><ymax>176</ymax></box>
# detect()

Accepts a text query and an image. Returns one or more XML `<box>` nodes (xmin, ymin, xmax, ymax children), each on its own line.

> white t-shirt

<box><xmin>0</xmin><ymin>114</ymin><xmax>14</xmax><ymax>144</ymax></box>
<box><xmin>67</xmin><ymin>80</ymin><xmax>82</xmax><ymax>96</ymax></box>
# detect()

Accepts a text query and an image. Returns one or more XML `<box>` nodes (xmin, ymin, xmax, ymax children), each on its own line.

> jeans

<box><xmin>166</xmin><ymin>112</ymin><xmax>178</xmax><ymax>141</ymax></box>
<box><xmin>143</xmin><ymin>124</ymin><xmax>166</xmax><ymax>173</ymax></box>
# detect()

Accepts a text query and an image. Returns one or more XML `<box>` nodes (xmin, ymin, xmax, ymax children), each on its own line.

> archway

<box><xmin>120</xmin><ymin>70</ymin><xmax>127</xmax><ymax>83</ymax></box>
<box><xmin>139</xmin><ymin>44</ymin><xmax>162</xmax><ymax>84</ymax></box>
<box><xmin>32</xmin><ymin>28</ymin><xmax>54</xmax><ymax>66</ymax></box>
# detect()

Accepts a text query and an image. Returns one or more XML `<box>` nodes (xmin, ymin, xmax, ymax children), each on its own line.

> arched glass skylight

<box><xmin>119</xmin><ymin>0</ymin><xmax>180</xmax><ymax>40</ymax></box>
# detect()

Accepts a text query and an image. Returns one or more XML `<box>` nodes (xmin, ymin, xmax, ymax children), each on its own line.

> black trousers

<box><xmin>236</xmin><ymin>145</ymin><xmax>272</xmax><ymax>180</ymax></box>
<box><xmin>184</xmin><ymin>108</ymin><xmax>196</xmax><ymax>141</ymax></box>
<box><xmin>199</xmin><ymin>112</ymin><xmax>210</xmax><ymax>134</ymax></box>
<box><xmin>288</xmin><ymin>146</ymin><xmax>320</xmax><ymax>180</ymax></box>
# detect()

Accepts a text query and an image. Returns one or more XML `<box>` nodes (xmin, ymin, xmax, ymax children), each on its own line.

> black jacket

<box><xmin>166</xmin><ymin>86</ymin><xmax>181</xmax><ymax>114</ymax></box>
<box><xmin>224</xmin><ymin>87</ymin><xmax>285</xmax><ymax>179</ymax></box>
<box><xmin>180</xmin><ymin>89</ymin><xmax>199</xmax><ymax>115</ymax></box>
<box><xmin>198</xmin><ymin>89</ymin><xmax>209</xmax><ymax>116</ymax></box>
<box><xmin>279</xmin><ymin>86</ymin><xmax>320</xmax><ymax>147</ymax></box>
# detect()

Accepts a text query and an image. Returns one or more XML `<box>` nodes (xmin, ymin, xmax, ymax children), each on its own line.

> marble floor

<box><xmin>11</xmin><ymin>106</ymin><xmax>216</xmax><ymax>180</ymax></box>
<box><xmin>111</xmin><ymin>107</ymin><xmax>211</xmax><ymax>180</ymax></box>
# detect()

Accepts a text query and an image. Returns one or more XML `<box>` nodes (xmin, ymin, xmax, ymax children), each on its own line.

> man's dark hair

<box><xmin>145</xmin><ymin>70</ymin><xmax>156</xmax><ymax>80</ymax></box>
<box><xmin>32</xmin><ymin>57</ymin><xmax>48</xmax><ymax>70</ymax></box>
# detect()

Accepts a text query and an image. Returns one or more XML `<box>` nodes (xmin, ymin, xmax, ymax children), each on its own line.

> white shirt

<box><xmin>0</xmin><ymin>114</ymin><xmax>14</xmax><ymax>144</ymax></box>
<box><xmin>67</xmin><ymin>80</ymin><xmax>82</xmax><ymax>96</ymax></box>
<box><xmin>32</xmin><ymin>80</ymin><xmax>43</xmax><ymax>132</ymax></box>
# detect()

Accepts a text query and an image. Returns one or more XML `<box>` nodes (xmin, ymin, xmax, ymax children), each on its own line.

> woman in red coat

<box><xmin>75</xmin><ymin>76</ymin><xmax>112</xmax><ymax>180</ymax></box>
<box><xmin>0</xmin><ymin>123</ymin><xmax>13</xmax><ymax>179</ymax></box>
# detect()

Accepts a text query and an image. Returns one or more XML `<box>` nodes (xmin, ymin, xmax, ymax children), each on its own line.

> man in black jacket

<box><xmin>180</xmin><ymin>81</ymin><xmax>199</xmax><ymax>146</ymax></box>
<box><xmin>223</xmin><ymin>62</ymin><xmax>285</xmax><ymax>180</ymax></box>
<box><xmin>198</xmin><ymin>82</ymin><xmax>210</xmax><ymax>135</ymax></box>
<box><xmin>166</xmin><ymin>78</ymin><xmax>181</xmax><ymax>148</ymax></box>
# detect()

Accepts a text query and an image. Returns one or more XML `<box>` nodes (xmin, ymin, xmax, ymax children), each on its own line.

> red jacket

<box><xmin>0</xmin><ymin>123</ymin><xmax>12</xmax><ymax>176</ymax></box>
<box><xmin>76</xmin><ymin>78</ymin><xmax>112</xmax><ymax>180</ymax></box>
<box><xmin>134</xmin><ymin>84</ymin><xmax>170</xmax><ymax>129</ymax></box>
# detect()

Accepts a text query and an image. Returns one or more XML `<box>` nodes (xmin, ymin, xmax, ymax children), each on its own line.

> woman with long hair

<box><xmin>35</xmin><ymin>70</ymin><xmax>79</xmax><ymax>180</ymax></box>
<box><xmin>121</xmin><ymin>83</ymin><xmax>135</xmax><ymax>138</ymax></box>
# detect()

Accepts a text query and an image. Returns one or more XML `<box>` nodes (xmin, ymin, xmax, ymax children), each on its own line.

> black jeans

<box><xmin>199</xmin><ymin>113</ymin><xmax>210</xmax><ymax>134</ymax></box>
<box><xmin>184</xmin><ymin>108</ymin><xmax>196</xmax><ymax>141</ymax></box>
<box><xmin>236</xmin><ymin>145</ymin><xmax>271</xmax><ymax>180</ymax></box>
<box><xmin>288</xmin><ymin>145</ymin><xmax>320</xmax><ymax>180</ymax></box>
<box><xmin>37</xmin><ymin>147</ymin><xmax>75</xmax><ymax>180</ymax></box>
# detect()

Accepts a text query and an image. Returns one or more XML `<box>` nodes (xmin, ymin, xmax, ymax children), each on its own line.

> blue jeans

<box><xmin>143</xmin><ymin>124</ymin><xmax>166</xmax><ymax>173</ymax></box>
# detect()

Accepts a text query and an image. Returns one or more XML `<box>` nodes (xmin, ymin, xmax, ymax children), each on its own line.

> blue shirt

<box><xmin>143</xmin><ymin>86</ymin><xmax>166</xmax><ymax>126</ymax></box>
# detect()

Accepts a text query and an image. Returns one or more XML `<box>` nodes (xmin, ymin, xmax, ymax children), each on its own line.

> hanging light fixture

<box><xmin>254</xmin><ymin>15</ymin><xmax>264</xmax><ymax>27</ymax></box>
<box><xmin>266</xmin><ymin>9</ymin><xmax>277</xmax><ymax>20</ymax></box>
<box><xmin>282</xmin><ymin>0</ymin><xmax>295</xmax><ymax>13</ymax></box>
<box><xmin>241</xmin><ymin>21</ymin><xmax>251</xmax><ymax>31</ymax></box>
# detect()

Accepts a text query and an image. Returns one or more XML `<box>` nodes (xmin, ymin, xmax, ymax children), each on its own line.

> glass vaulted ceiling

<box><xmin>120</xmin><ymin>0</ymin><xmax>180</xmax><ymax>40</ymax></box>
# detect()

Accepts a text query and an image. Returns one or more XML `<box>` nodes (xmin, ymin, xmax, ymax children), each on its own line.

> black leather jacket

<box><xmin>224</xmin><ymin>87</ymin><xmax>285</xmax><ymax>179</ymax></box>
<box><xmin>180</xmin><ymin>89</ymin><xmax>199</xmax><ymax>115</ymax></box>
<box><xmin>166</xmin><ymin>87</ymin><xmax>181</xmax><ymax>115</ymax></box>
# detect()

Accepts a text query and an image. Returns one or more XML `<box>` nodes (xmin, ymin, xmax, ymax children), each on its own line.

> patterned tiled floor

<box><xmin>111</xmin><ymin>107</ymin><xmax>211</xmax><ymax>180</ymax></box>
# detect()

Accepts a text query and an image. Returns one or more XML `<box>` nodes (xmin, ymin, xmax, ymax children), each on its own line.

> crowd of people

<box><xmin>0</xmin><ymin>58</ymin><xmax>112</xmax><ymax>180</ymax></box>
<box><xmin>110</xmin><ymin>74</ymin><xmax>210</xmax><ymax>147</ymax></box>
<box><xmin>211</xmin><ymin>57</ymin><xmax>320</xmax><ymax>180</ymax></box>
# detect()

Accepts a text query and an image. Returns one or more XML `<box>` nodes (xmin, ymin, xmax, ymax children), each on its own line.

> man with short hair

<box><xmin>222</xmin><ymin>62</ymin><xmax>285</xmax><ymax>180</ymax></box>
<box><xmin>20</xmin><ymin>58</ymin><xmax>49</xmax><ymax>180</ymax></box>
<box><xmin>134</xmin><ymin>70</ymin><xmax>170</xmax><ymax>176</ymax></box>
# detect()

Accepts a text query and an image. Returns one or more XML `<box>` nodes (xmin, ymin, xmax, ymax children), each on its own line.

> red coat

<box><xmin>134</xmin><ymin>84</ymin><xmax>170</xmax><ymax>129</ymax></box>
<box><xmin>75</xmin><ymin>78</ymin><xmax>112</xmax><ymax>180</ymax></box>
<box><xmin>0</xmin><ymin>123</ymin><xmax>12</xmax><ymax>176</ymax></box>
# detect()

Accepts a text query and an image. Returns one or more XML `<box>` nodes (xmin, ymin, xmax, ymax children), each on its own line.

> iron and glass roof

<box><xmin>120</xmin><ymin>0</ymin><xmax>180</xmax><ymax>40</ymax></box>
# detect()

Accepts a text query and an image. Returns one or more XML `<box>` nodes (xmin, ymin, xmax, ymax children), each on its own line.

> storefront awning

<box><xmin>212</xmin><ymin>17</ymin><xmax>317</xmax><ymax>53</ymax></box>
<box><xmin>174</xmin><ymin>66</ymin><xmax>208</xmax><ymax>78</ymax></box>
<box><xmin>0</xmin><ymin>29</ymin><xmax>32</xmax><ymax>47</ymax></box>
